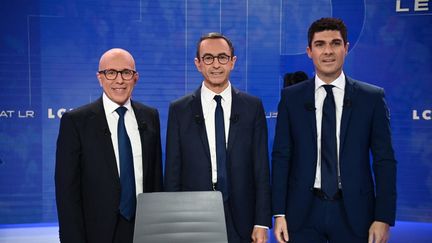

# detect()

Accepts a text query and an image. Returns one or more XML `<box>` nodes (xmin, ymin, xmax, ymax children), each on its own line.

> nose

<box><xmin>114</xmin><ymin>74</ymin><xmax>125</xmax><ymax>83</ymax></box>
<box><xmin>212</xmin><ymin>58</ymin><xmax>221</xmax><ymax>68</ymax></box>
<box><xmin>323</xmin><ymin>44</ymin><xmax>334</xmax><ymax>55</ymax></box>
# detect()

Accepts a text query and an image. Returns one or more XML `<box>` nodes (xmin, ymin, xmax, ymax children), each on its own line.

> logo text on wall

<box><xmin>0</xmin><ymin>110</ymin><xmax>35</xmax><ymax>119</ymax></box>
<box><xmin>413</xmin><ymin>109</ymin><xmax>431</xmax><ymax>120</ymax></box>
<box><xmin>396</xmin><ymin>0</ymin><xmax>430</xmax><ymax>12</ymax></box>
<box><xmin>0</xmin><ymin>108</ymin><xmax>74</xmax><ymax>119</ymax></box>
<box><xmin>48</xmin><ymin>108</ymin><xmax>73</xmax><ymax>119</ymax></box>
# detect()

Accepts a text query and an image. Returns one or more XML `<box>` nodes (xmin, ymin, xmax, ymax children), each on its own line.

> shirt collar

<box><xmin>102</xmin><ymin>92</ymin><xmax>133</xmax><ymax>115</ymax></box>
<box><xmin>314</xmin><ymin>71</ymin><xmax>346</xmax><ymax>91</ymax></box>
<box><xmin>201</xmin><ymin>81</ymin><xmax>232</xmax><ymax>103</ymax></box>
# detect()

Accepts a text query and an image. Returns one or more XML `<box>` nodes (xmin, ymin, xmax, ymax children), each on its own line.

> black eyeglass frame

<box><xmin>200</xmin><ymin>54</ymin><xmax>231</xmax><ymax>65</ymax></box>
<box><xmin>98</xmin><ymin>69</ymin><xmax>137</xmax><ymax>80</ymax></box>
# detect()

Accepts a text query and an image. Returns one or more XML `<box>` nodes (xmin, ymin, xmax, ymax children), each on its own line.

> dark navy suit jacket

<box><xmin>55</xmin><ymin>98</ymin><xmax>162</xmax><ymax>243</ymax></box>
<box><xmin>164</xmin><ymin>86</ymin><xmax>272</xmax><ymax>238</ymax></box>
<box><xmin>272</xmin><ymin>77</ymin><xmax>397</xmax><ymax>237</ymax></box>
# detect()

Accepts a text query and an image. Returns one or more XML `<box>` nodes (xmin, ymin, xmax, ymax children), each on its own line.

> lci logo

<box><xmin>413</xmin><ymin>109</ymin><xmax>431</xmax><ymax>120</ymax></box>
<box><xmin>48</xmin><ymin>108</ymin><xmax>73</xmax><ymax>119</ymax></box>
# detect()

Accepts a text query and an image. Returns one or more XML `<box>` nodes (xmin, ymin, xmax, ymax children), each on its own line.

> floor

<box><xmin>0</xmin><ymin>221</ymin><xmax>430</xmax><ymax>243</ymax></box>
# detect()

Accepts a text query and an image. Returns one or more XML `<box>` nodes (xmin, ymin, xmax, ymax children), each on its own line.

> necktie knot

<box><xmin>323</xmin><ymin>85</ymin><xmax>334</xmax><ymax>95</ymax></box>
<box><xmin>116</xmin><ymin>106</ymin><xmax>127</xmax><ymax>117</ymax></box>
<box><xmin>214</xmin><ymin>95</ymin><xmax>222</xmax><ymax>105</ymax></box>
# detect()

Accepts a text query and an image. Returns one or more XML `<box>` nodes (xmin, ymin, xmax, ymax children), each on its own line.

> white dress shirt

<box><xmin>313</xmin><ymin>72</ymin><xmax>345</xmax><ymax>189</ymax></box>
<box><xmin>200</xmin><ymin>82</ymin><xmax>232</xmax><ymax>184</ymax></box>
<box><xmin>102</xmin><ymin>93</ymin><xmax>143</xmax><ymax>196</ymax></box>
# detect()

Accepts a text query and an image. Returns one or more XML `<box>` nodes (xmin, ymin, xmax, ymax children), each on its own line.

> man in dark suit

<box><xmin>164</xmin><ymin>32</ymin><xmax>272</xmax><ymax>243</ymax></box>
<box><xmin>55</xmin><ymin>48</ymin><xmax>162</xmax><ymax>243</ymax></box>
<box><xmin>272</xmin><ymin>18</ymin><xmax>397</xmax><ymax>243</ymax></box>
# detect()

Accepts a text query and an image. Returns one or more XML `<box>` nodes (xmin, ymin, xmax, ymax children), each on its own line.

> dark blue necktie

<box><xmin>116</xmin><ymin>106</ymin><xmax>136</xmax><ymax>221</ymax></box>
<box><xmin>321</xmin><ymin>85</ymin><xmax>338</xmax><ymax>198</ymax></box>
<box><xmin>214</xmin><ymin>95</ymin><xmax>229</xmax><ymax>202</ymax></box>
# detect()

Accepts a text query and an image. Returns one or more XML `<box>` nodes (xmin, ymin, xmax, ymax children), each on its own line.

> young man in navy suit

<box><xmin>272</xmin><ymin>18</ymin><xmax>397</xmax><ymax>243</ymax></box>
<box><xmin>55</xmin><ymin>48</ymin><xmax>162</xmax><ymax>243</ymax></box>
<box><xmin>164</xmin><ymin>33</ymin><xmax>272</xmax><ymax>243</ymax></box>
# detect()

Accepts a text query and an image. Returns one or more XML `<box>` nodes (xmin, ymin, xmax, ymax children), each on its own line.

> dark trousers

<box><xmin>113</xmin><ymin>214</ymin><xmax>135</xmax><ymax>243</ymax></box>
<box><xmin>289</xmin><ymin>193</ymin><xmax>368</xmax><ymax>243</ymax></box>
<box><xmin>224</xmin><ymin>202</ymin><xmax>250</xmax><ymax>243</ymax></box>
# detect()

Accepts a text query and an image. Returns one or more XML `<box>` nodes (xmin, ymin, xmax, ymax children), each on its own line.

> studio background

<box><xmin>0</xmin><ymin>0</ymin><xmax>431</xmax><ymax>242</ymax></box>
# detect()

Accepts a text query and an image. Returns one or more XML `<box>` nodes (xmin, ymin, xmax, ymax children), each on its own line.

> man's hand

<box><xmin>368</xmin><ymin>221</ymin><xmax>390</xmax><ymax>243</ymax></box>
<box><xmin>251</xmin><ymin>227</ymin><xmax>268</xmax><ymax>243</ymax></box>
<box><xmin>274</xmin><ymin>216</ymin><xmax>289</xmax><ymax>243</ymax></box>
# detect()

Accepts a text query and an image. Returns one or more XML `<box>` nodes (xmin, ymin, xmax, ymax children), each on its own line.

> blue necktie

<box><xmin>214</xmin><ymin>95</ymin><xmax>229</xmax><ymax>202</ymax></box>
<box><xmin>116</xmin><ymin>106</ymin><xmax>136</xmax><ymax>220</ymax></box>
<box><xmin>321</xmin><ymin>85</ymin><xmax>338</xmax><ymax>197</ymax></box>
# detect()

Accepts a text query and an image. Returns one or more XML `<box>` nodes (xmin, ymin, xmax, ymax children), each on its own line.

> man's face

<box><xmin>97</xmin><ymin>51</ymin><xmax>138</xmax><ymax>105</ymax></box>
<box><xmin>307</xmin><ymin>30</ymin><xmax>348</xmax><ymax>83</ymax></box>
<box><xmin>194</xmin><ymin>38</ymin><xmax>236</xmax><ymax>92</ymax></box>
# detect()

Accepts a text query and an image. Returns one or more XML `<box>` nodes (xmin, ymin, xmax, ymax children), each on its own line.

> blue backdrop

<box><xmin>1</xmin><ymin>0</ymin><xmax>431</xmax><ymax>232</ymax></box>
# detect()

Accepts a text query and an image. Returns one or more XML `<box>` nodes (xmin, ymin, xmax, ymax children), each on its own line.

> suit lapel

<box><xmin>191</xmin><ymin>87</ymin><xmax>211</xmax><ymax>161</ymax></box>
<box><xmin>227</xmin><ymin>87</ymin><xmax>240</xmax><ymax>153</ymax></box>
<box><xmin>340</xmin><ymin>77</ymin><xmax>356</xmax><ymax>154</ymax></box>
<box><xmin>91</xmin><ymin>98</ymin><xmax>120</xmax><ymax>183</ymax></box>
<box><xmin>304</xmin><ymin>79</ymin><xmax>318</xmax><ymax>144</ymax></box>
<box><xmin>132</xmin><ymin>101</ymin><xmax>149</xmax><ymax>187</ymax></box>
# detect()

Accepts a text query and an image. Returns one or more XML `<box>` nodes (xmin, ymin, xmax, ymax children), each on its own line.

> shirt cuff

<box><xmin>254</xmin><ymin>225</ymin><xmax>269</xmax><ymax>230</ymax></box>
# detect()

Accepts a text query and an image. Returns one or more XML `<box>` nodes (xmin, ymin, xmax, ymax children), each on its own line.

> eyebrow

<box><xmin>331</xmin><ymin>39</ymin><xmax>343</xmax><ymax>43</ymax></box>
<box><xmin>202</xmin><ymin>52</ymin><xmax>229</xmax><ymax>56</ymax></box>
<box><xmin>313</xmin><ymin>39</ymin><xmax>343</xmax><ymax>44</ymax></box>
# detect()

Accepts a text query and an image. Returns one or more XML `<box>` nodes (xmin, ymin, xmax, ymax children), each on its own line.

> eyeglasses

<box><xmin>201</xmin><ymin>54</ymin><xmax>231</xmax><ymax>65</ymax></box>
<box><xmin>98</xmin><ymin>69</ymin><xmax>137</xmax><ymax>80</ymax></box>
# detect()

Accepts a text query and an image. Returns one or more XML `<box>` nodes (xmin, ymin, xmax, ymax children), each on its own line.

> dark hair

<box><xmin>308</xmin><ymin>17</ymin><xmax>347</xmax><ymax>48</ymax></box>
<box><xmin>283</xmin><ymin>71</ymin><xmax>309</xmax><ymax>88</ymax></box>
<box><xmin>195</xmin><ymin>32</ymin><xmax>235</xmax><ymax>59</ymax></box>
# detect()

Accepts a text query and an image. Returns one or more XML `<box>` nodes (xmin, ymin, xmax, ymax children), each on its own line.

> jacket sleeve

<box><xmin>55</xmin><ymin>112</ymin><xmax>86</xmax><ymax>243</ymax></box>
<box><xmin>253</xmin><ymin>100</ymin><xmax>272</xmax><ymax>228</ymax></box>
<box><xmin>271</xmin><ymin>90</ymin><xmax>292</xmax><ymax>215</ymax></box>
<box><xmin>164</xmin><ymin>103</ymin><xmax>182</xmax><ymax>191</ymax></box>
<box><xmin>370</xmin><ymin>89</ymin><xmax>397</xmax><ymax>226</ymax></box>
<box><xmin>151</xmin><ymin>108</ymin><xmax>163</xmax><ymax>191</ymax></box>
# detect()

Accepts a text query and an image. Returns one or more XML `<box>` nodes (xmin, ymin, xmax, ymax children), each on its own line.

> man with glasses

<box><xmin>164</xmin><ymin>32</ymin><xmax>272</xmax><ymax>243</ymax></box>
<box><xmin>55</xmin><ymin>48</ymin><xmax>162</xmax><ymax>243</ymax></box>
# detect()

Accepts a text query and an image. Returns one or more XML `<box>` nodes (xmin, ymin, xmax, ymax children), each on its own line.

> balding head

<box><xmin>98</xmin><ymin>48</ymin><xmax>136</xmax><ymax>71</ymax></box>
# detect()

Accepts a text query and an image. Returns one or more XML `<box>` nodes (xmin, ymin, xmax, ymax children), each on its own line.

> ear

<box><xmin>133</xmin><ymin>72</ymin><xmax>139</xmax><ymax>85</ymax></box>
<box><xmin>345</xmin><ymin>42</ymin><xmax>350</xmax><ymax>55</ymax></box>
<box><xmin>230</xmin><ymin>56</ymin><xmax>237</xmax><ymax>70</ymax></box>
<box><xmin>194</xmin><ymin>57</ymin><xmax>202</xmax><ymax>72</ymax></box>
<box><xmin>96</xmin><ymin>72</ymin><xmax>103</xmax><ymax>87</ymax></box>
<box><xmin>306</xmin><ymin>46</ymin><xmax>312</xmax><ymax>59</ymax></box>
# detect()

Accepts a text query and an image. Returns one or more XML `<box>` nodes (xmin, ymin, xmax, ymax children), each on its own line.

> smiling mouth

<box><xmin>210</xmin><ymin>71</ymin><xmax>224</xmax><ymax>75</ymax></box>
<box><xmin>112</xmin><ymin>87</ymin><xmax>126</xmax><ymax>92</ymax></box>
